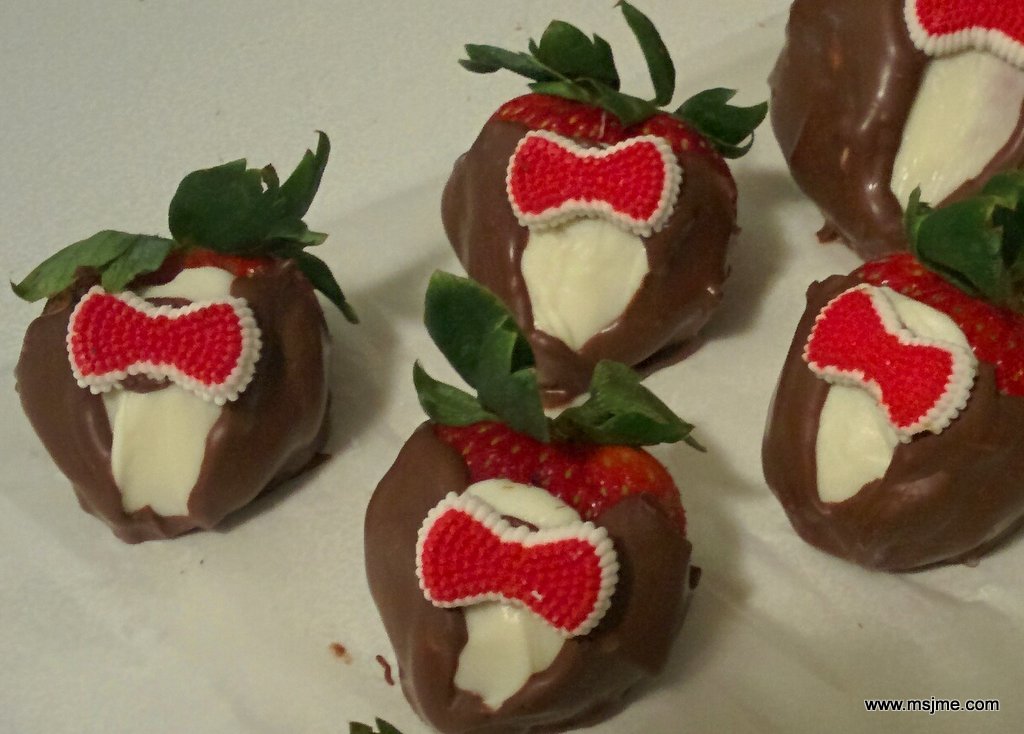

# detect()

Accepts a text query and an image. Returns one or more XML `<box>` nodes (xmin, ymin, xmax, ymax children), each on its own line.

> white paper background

<box><xmin>1</xmin><ymin>2</ymin><xmax>1021</xmax><ymax>733</ymax></box>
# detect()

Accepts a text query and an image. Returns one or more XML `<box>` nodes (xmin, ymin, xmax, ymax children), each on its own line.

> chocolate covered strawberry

<box><xmin>442</xmin><ymin>2</ymin><xmax>766</xmax><ymax>405</ymax></box>
<box><xmin>763</xmin><ymin>172</ymin><xmax>1024</xmax><ymax>571</ymax></box>
<box><xmin>14</xmin><ymin>133</ymin><xmax>355</xmax><ymax>543</ymax></box>
<box><xmin>771</xmin><ymin>0</ymin><xmax>1024</xmax><ymax>259</ymax></box>
<box><xmin>366</xmin><ymin>271</ymin><xmax>702</xmax><ymax>734</ymax></box>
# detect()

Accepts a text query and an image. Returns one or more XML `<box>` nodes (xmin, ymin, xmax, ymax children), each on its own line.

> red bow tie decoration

<box><xmin>506</xmin><ymin>130</ymin><xmax>682</xmax><ymax>237</ymax></box>
<box><xmin>804</xmin><ymin>285</ymin><xmax>976</xmax><ymax>441</ymax></box>
<box><xmin>67</xmin><ymin>286</ymin><xmax>262</xmax><ymax>405</ymax></box>
<box><xmin>905</xmin><ymin>0</ymin><xmax>1024</xmax><ymax>68</ymax></box>
<box><xmin>416</xmin><ymin>492</ymin><xmax>619</xmax><ymax>638</ymax></box>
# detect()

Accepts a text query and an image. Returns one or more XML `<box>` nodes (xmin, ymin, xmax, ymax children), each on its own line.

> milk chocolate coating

<box><xmin>762</xmin><ymin>274</ymin><xmax>1024</xmax><ymax>571</ymax></box>
<box><xmin>366</xmin><ymin>424</ymin><xmax>697</xmax><ymax>734</ymax></box>
<box><xmin>769</xmin><ymin>0</ymin><xmax>1024</xmax><ymax>259</ymax></box>
<box><xmin>442</xmin><ymin>117</ymin><xmax>736</xmax><ymax>405</ymax></box>
<box><xmin>15</xmin><ymin>260</ymin><xmax>329</xmax><ymax>543</ymax></box>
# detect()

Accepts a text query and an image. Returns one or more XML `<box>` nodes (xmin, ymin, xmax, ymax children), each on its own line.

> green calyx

<box><xmin>906</xmin><ymin>170</ymin><xmax>1024</xmax><ymax>312</ymax></box>
<box><xmin>12</xmin><ymin>132</ymin><xmax>356</xmax><ymax>323</ymax></box>
<box><xmin>10</xmin><ymin>231</ymin><xmax>176</xmax><ymax>301</ymax></box>
<box><xmin>414</xmin><ymin>271</ymin><xmax>703</xmax><ymax>450</ymax></box>
<box><xmin>349</xmin><ymin>720</ymin><xmax>403</xmax><ymax>734</ymax></box>
<box><xmin>459</xmin><ymin>1</ymin><xmax>766</xmax><ymax>158</ymax></box>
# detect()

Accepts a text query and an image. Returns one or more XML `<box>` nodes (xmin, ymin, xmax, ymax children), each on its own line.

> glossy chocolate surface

<box><xmin>366</xmin><ymin>424</ymin><xmax>696</xmax><ymax>734</ymax></box>
<box><xmin>762</xmin><ymin>274</ymin><xmax>1024</xmax><ymax>571</ymax></box>
<box><xmin>15</xmin><ymin>260</ymin><xmax>329</xmax><ymax>543</ymax></box>
<box><xmin>769</xmin><ymin>0</ymin><xmax>1024</xmax><ymax>259</ymax></box>
<box><xmin>442</xmin><ymin>117</ymin><xmax>736</xmax><ymax>405</ymax></box>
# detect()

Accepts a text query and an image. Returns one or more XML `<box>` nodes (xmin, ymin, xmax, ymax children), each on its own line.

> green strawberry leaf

<box><xmin>11</xmin><ymin>230</ymin><xmax>176</xmax><ymax>302</ymax></box>
<box><xmin>903</xmin><ymin>187</ymin><xmax>932</xmax><ymax>246</ymax></box>
<box><xmin>552</xmin><ymin>361</ymin><xmax>704</xmax><ymax>449</ymax></box>
<box><xmin>413</xmin><ymin>361</ymin><xmax>497</xmax><ymax>426</ymax></box>
<box><xmin>618</xmin><ymin>1</ymin><xmax>674</xmax><ymax>106</ymax></box>
<box><xmin>459</xmin><ymin>4</ymin><xmax>764</xmax><ymax>155</ymax></box>
<box><xmin>100</xmin><ymin>236</ymin><xmax>176</xmax><ymax>293</ymax></box>
<box><xmin>534</xmin><ymin>20</ymin><xmax>620</xmax><ymax>89</ymax></box>
<box><xmin>349</xmin><ymin>720</ymin><xmax>404</xmax><ymax>734</ymax></box>
<box><xmin>266</xmin><ymin>218</ymin><xmax>328</xmax><ymax>247</ymax></box>
<box><xmin>419</xmin><ymin>272</ymin><xmax>700</xmax><ymax>449</ymax></box>
<box><xmin>591</xmin><ymin>34</ymin><xmax>619</xmax><ymax>89</ymax></box>
<box><xmin>475</xmin><ymin>322</ymin><xmax>549</xmax><ymax>441</ymax></box>
<box><xmin>14</xmin><ymin>134</ymin><xmax>354</xmax><ymax>319</ymax></box>
<box><xmin>460</xmin><ymin>45</ymin><xmax>560</xmax><ymax>82</ymax></box>
<box><xmin>287</xmin><ymin>249</ymin><xmax>358</xmax><ymax>323</ymax></box>
<box><xmin>907</xmin><ymin>171</ymin><xmax>1024</xmax><ymax>311</ymax></box>
<box><xmin>169</xmin><ymin>159</ymin><xmax>276</xmax><ymax>252</ymax></box>
<box><xmin>278</xmin><ymin>130</ymin><xmax>330</xmax><ymax>220</ymax></box>
<box><xmin>260</xmin><ymin>164</ymin><xmax>280</xmax><ymax>191</ymax></box>
<box><xmin>674</xmin><ymin>88</ymin><xmax>768</xmax><ymax>159</ymax></box>
<box><xmin>423</xmin><ymin>271</ymin><xmax>547</xmax><ymax>440</ymax></box>
<box><xmin>168</xmin><ymin>133</ymin><xmax>335</xmax><ymax>253</ymax></box>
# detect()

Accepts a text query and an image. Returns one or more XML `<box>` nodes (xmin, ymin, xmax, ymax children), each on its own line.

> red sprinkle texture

<box><xmin>416</xmin><ymin>492</ymin><xmax>618</xmax><ymax>637</ymax></box>
<box><xmin>434</xmin><ymin>422</ymin><xmax>688</xmax><ymax>535</ymax></box>
<box><xmin>66</xmin><ymin>286</ymin><xmax>262</xmax><ymax>405</ymax></box>
<box><xmin>506</xmin><ymin>131</ymin><xmax>681</xmax><ymax>236</ymax></box>
<box><xmin>494</xmin><ymin>93</ymin><xmax>736</xmax><ymax>195</ymax></box>
<box><xmin>859</xmin><ymin>253</ymin><xmax>1024</xmax><ymax>396</ymax></box>
<box><xmin>906</xmin><ymin>0</ymin><xmax>1024</xmax><ymax>67</ymax></box>
<box><xmin>804</xmin><ymin>284</ymin><xmax>976</xmax><ymax>438</ymax></box>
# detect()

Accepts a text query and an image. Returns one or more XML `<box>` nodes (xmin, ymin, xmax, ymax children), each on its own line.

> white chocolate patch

<box><xmin>521</xmin><ymin>218</ymin><xmax>648</xmax><ymax>351</ymax></box>
<box><xmin>815</xmin><ymin>289</ymin><xmax>970</xmax><ymax>503</ymax></box>
<box><xmin>103</xmin><ymin>266</ymin><xmax>236</xmax><ymax>516</ymax></box>
<box><xmin>141</xmin><ymin>266</ymin><xmax>236</xmax><ymax>302</ymax></box>
<box><xmin>886</xmin><ymin>288</ymin><xmax>970</xmax><ymax>351</ymax></box>
<box><xmin>454</xmin><ymin>479</ymin><xmax>579</xmax><ymax>710</ymax></box>
<box><xmin>816</xmin><ymin>387</ymin><xmax>900</xmax><ymax>504</ymax></box>
<box><xmin>104</xmin><ymin>389</ymin><xmax>222</xmax><ymax>515</ymax></box>
<box><xmin>467</xmin><ymin>478</ymin><xmax>581</xmax><ymax>528</ymax></box>
<box><xmin>891</xmin><ymin>50</ymin><xmax>1024</xmax><ymax>207</ymax></box>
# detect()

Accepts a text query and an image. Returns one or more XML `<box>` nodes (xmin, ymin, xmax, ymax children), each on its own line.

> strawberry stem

<box><xmin>416</xmin><ymin>272</ymin><xmax>702</xmax><ymax>449</ymax></box>
<box><xmin>12</xmin><ymin>133</ymin><xmax>356</xmax><ymax>322</ymax></box>
<box><xmin>906</xmin><ymin>171</ymin><xmax>1024</xmax><ymax>312</ymax></box>
<box><xmin>459</xmin><ymin>3</ymin><xmax>766</xmax><ymax>155</ymax></box>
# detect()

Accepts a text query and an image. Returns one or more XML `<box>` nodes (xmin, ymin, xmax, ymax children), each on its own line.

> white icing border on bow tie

<box><xmin>905</xmin><ymin>0</ymin><xmax>1024</xmax><ymax>70</ymax></box>
<box><xmin>803</xmin><ymin>283</ymin><xmax>977</xmax><ymax>442</ymax></box>
<box><xmin>67</xmin><ymin>285</ymin><xmax>263</xmax><ymax>406</ymax></box>
<box><xmin>506</xmin><ymin>129</ymin><xmax>683</xmax><ymax>237</ymax></box>
<box><xmin>415</xmin><ymin>490</ymin><xmax>619</xmax><ymax>637</ymax></box>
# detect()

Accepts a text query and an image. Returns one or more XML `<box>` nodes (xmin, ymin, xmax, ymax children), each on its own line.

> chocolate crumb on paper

<box><xmin>375</xmin><ymin>654</ymin><xmax>395</xmax><ymax>686</ymax></box>
<box><xmin>329</xmin><ymin>642</ymin><xmax>352</xmax><ymax>664</ymax></box>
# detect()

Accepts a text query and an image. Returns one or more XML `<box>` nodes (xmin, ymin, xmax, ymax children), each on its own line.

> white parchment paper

<box><xmin>1</xmin><ymin>4</ymin><xmax>1020</xmax><ymax>733</ymax></box>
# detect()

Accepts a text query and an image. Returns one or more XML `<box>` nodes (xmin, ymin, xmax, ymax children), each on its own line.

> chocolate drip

<box><xmin>769</xmin><ymin>0</ymin><xmax>927</xmax><ymax>258</ymax></box>
<box><xmin>762</xmin><ymin>274</ymin><xmax>1024</xmax><ymax>571</ymax></box>
<box><xmin>15</xmin><ymin>261</ymin><xmax>329</xmax><ymax>543</ymax></box>
<box><xmin>442</xmin><ymin>118</ymin><xmax>735</xmax><ymax>405</ymax></box>
<box><xmin>769</xmin><ymin>0</ymin><xmax>1024</xmax><ymax>259</ymax></box>
<box><xmin>365</xmin><ymin>424</ymin><xmax>696</xmax><ymax>734</ymax></box>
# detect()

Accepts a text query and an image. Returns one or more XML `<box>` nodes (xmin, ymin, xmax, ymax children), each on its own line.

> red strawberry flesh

<box><xmin>435</xmin><ymin>421</ymin><xmax>687</xmax><ymax>536</ymax></box>
<box><xmin>494</xmin><ymin>93</ymin><xmax>734</xmax><ymax>194</ymax></box>
<box><xmin>182</xmin><ymin>249</ymin><xmax>275</xmax><ymax>277</ymax></box>
<box><xmin>435</xmin><ymin>422</ymin><xmax>544</xmax><ymax>486</ymax></box>
<box><xmin>130</xmin><ymin>248</ymin><xmax>276</xmax><ymax>288</ymax></box>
